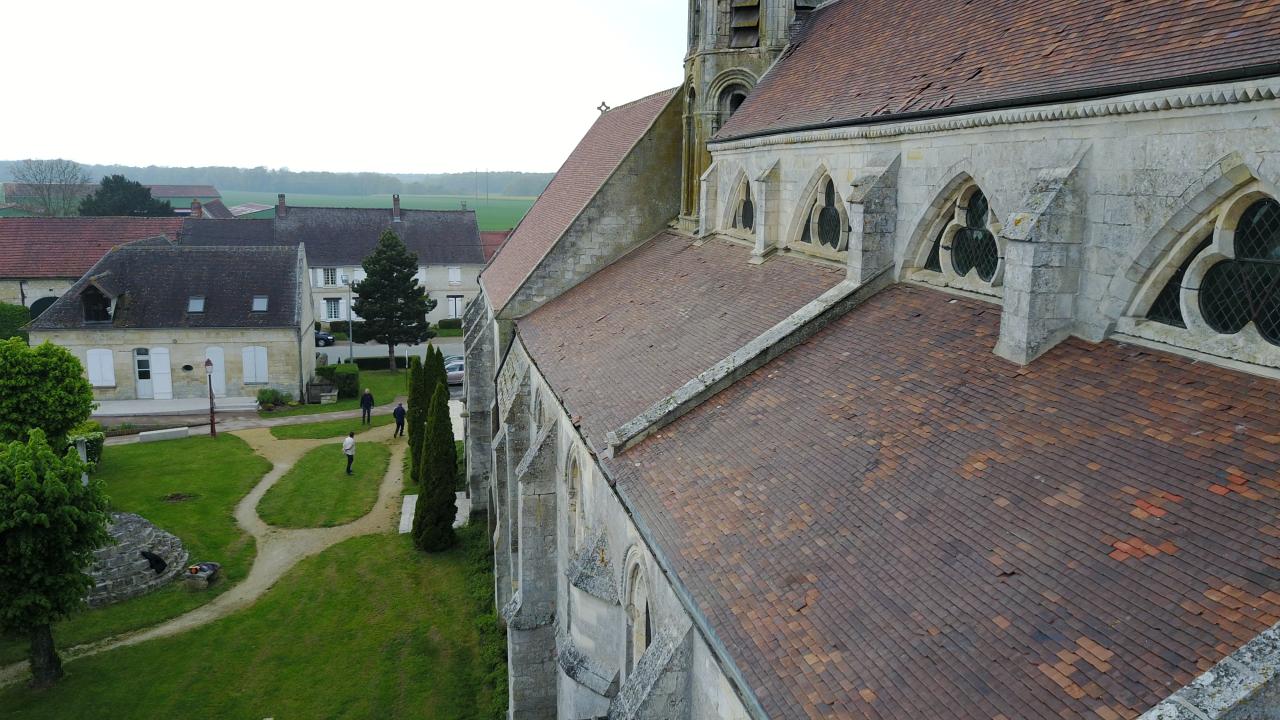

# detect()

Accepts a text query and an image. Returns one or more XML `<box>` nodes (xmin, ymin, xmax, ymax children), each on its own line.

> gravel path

<box><xmin>0</xmin><ymin>424</ymin><xmax>407</xmax><ymax>687</ymax></box>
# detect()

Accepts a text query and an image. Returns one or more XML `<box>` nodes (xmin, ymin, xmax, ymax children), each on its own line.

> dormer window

<box><xmin>81</xmin><ymin>286</ymin><xmax>111</xmax><ymax>322</ymax></box>
<box><xmin>188</xmin><ymin>296</ymin><xmax>205</xmax><ymax>313</ymax></box>
<box><xmin>252</xmin><ymin>296</ymin><xmax>269</xmax><ymax>312</ymax></box>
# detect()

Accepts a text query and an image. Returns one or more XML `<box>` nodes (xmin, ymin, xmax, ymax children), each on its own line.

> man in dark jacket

<box><xmin>360</xmin><ymin>388</ymin><xmax>374</xmax><ymax>424</ymax></box>
<box><xmin>393</xmin><ymin>402</ymin><xmax>406</xmax><ymax>437</ymax></box>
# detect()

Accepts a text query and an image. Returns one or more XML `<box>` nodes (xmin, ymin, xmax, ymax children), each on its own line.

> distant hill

<box><xmin>0</xmin><ymin>161</ymin><xmax>553</xmax><ymax>198</ymax></box>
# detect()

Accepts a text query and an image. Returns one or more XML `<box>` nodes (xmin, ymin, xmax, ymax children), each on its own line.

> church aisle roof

<box><xmin>481</xmin><ymin>88</ymin><xmax>678</xmax><ymax>313</ymax></box>
<box><xmin>611</xmin><ymin>284</ymin><xmax>1280</xmax><ymax>720</ymax></box>
<box><xmin>718</xmin><ymin>0</ymin><xmax>1280</xmax><ymax>142</ymax></box>
<box><xmin>518</xmin><ymin>231</ymin><xmax>843</xmax><ymax>450</ymax></box>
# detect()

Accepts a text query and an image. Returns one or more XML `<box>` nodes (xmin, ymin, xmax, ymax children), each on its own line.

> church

<box><xmin>464</xmin><ymin>1</ymin><xmax>1280</xmax><ymax>718</ymax></box>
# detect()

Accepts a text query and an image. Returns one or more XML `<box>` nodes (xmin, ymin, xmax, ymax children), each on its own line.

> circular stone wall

<box><xmin>85</xmin><ymin>512</ymin><xmax>189</xmax><ymax>608</ymax></box>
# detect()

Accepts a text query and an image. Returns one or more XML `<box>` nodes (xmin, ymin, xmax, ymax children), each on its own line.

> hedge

<box><xmin>436</xmin><ymin>318</ymin><xmax>462</xmax><ymax>330</ymax></box>
<box><xmin>0</xmin><ymin>301</ymin><xmax>29</xmax><ymax>342</ymax></box>
<box><xmin>316</xmin><ymin>364</ymin><xmax>360</xmax><ymax>398</ymax></box>
<box><xmin>351</xmin><ymin>356</ymin><xmax>408</xmax><ymax>371</ymax></box>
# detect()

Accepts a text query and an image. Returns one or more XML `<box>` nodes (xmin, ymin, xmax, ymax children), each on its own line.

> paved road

<box><xmin>315</xmin><ymin>339</ymin><xmax>464</xmax><ymax>364</ymax></box>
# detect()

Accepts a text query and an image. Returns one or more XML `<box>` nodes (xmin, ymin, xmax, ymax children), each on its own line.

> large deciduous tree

<box><xmin>0</xmin><ymin>429</ymin><xmax>110</xmax><ymax>687</ymax></box>
<box><xmin>412</xmin><ymin>383</ymin><xmax>457</xmax><ymax>551</ymax></box>
<box><xmin>8</xmin><ymin>158</ymin><xmax>91</xmax><ymax>217</ymax></box>
<box><xmin>78</xmin><ymin>174</ymin><xmax>173</xmax><ymax>217</ymax></box>
<box><xmin>351</xmin><ymin>231</ymin><xmax>436</xmax><ymax>371</ymax></box>
<box><xmin>0</xmin><ymin>339</ymin><xmax>94</xmax><ymax>445</ymax></box>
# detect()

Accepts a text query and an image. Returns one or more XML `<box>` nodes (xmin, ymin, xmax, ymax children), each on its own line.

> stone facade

<box><xmin>86</xmin><ymin>512</ymin><xmax>188</xmax><ymax>608</ymax></box>
<box><xmin>0</xmin><ymin>277</ymin><xmax>73</xmax><ymax>314</ymax></box>
<box><xmin>308</xmin><ymin>262</ymin><xmax>482</xmax><ymax>326</ymax></box>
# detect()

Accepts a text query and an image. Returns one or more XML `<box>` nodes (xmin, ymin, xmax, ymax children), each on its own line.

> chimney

<box><xmin>392</xmin><ymin>194</ymin><xmax>401</xmax><ymax>222</ymax></box>
<box><xmin>276</xmin><ymin>193</ymin><xmax>287</xmax><ymax>219</ymax></box>
<box><xmin>190</xmin><ymin>199</ymin><xmax>203</xmax><ymax>219</ymax></box>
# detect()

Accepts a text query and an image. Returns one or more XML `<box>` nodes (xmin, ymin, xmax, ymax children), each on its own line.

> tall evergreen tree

<box><xmin>412</xmin><ymin>383</ymin><xmax>457</xmax><ymax>551</ymax></box>
<box><xmin>78</xmin><ymin>175</ymin><xmax>173</xmax><ymax>216</ymax></box>
<box><xmin>351</xmin><ymin>231</ymin><xmax>436</xmax><ymax>371</ymax></box>
<box><xmin>407</xmin><ymin>355</ymin><xmax>426</xmax><ymax>484</ymax></box>
<box><xmin>0</xmin><ymin>429</ymin><xmax>110</xmax><ymax>687</ymax></box>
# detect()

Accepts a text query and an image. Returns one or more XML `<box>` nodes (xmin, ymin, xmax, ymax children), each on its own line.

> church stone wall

<box><xmin>707</xmin><ymin>77</ymin><xmax>1280</xmax><ymax>366</ymax></box>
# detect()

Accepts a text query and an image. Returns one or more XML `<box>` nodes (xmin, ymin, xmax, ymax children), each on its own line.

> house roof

<box><xmin>480</xmin><ymin>88</ymin><xmax>679</xmax><ymax>313</ymax></box>
<box><xmin>178</xmin><ymin>207</ymin><xmax>485</xmax><ymax>266</ymax></box>
<box><xmin>227</xmin><ymin>202</ymin><xmax>272</xmax><ymax>217</ymax></box>
<box><xmin>31</xmin><ymin>243</ymin><xmax>302</xmax><ymax>330</ymax></box>
<box><xmin>0</xmin><ymin>217</ymin><xmax>186</xmax><ymax>278</ymax></box>
<box><xmin>198</xmin><ymin>198</ymin><xmax>235</xmax><ymax>219</ymax></box>
<box><xmin>1</xmin><ymin>183</ymin><xmax>221</xmax><ymax>200</ymax></box>
<box><xmin>480</xmin><ymin>230</ymin><xmax>509</xmax><ymax>262</ymax></box>
<box><xmin>608</xmin><ymin>284</ymin><xmax>1280</xmax><ymax>720</ymax></box>
<box><xmin>717</xmin><ymin>0</ymin><xmax>1280</xmax><ymax>142</ymax></box>
<box><xmin>518</xmin><ymin>232</ymin><xmax>843</xmax><ymax>450</ymax></box>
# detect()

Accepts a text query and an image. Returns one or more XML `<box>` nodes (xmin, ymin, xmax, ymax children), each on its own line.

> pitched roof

<box><xmin>480</xmin><ymin>230</ymin><xmax>509</xmax><ymax>262</ymax></box>
<box><xmin>198</xmin><ymin>199</ymin><xmax>235</xmax><ymax>219</ymax></box>
<box><xmin>718</xmin><ymin>0</ymin><xmax>1280</xmax><ymax>141</ymax></box>
<box><xmin>518</xmin><ymin>232</ymin><xmax>843</xmax><ymax>449</ymax></box>
<box><xmin>31</xmin><ymin>243</ymin><xmax>302</xmax><ymax>330</ymax></box>
<box><xmin>177</xmin><ymin>207</ymin><xmax>485</xmax><ymax>266</ymax></box>
<box><xmin>227</xmin><ymin>202</ymin><xmax>272</xmax><ymax>217</ymax></box>
<box><xmin>0</xmin><ymin>217</ymin><xmax>187</xmax><ymax>278</ymax></box>
<box><xmin>609</xmin><ymin>284</ymin><xmax>1280</xmax><ymax>719</ymax></box>
<box><xmin>481</xmin><ymin>88</ymin><xmax>679</xmax><ymax>313</ymax></box>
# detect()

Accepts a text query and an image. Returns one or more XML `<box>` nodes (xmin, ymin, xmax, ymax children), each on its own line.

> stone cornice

<box><xmin>709</xmin><ymin>78</ymin><xmax>1280</xmax><ymax>153</ymax></box>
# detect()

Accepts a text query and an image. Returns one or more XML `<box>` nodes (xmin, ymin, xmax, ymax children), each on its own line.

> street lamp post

<box><xmin>204</xmin><ymin>358</ymin><xmax>217</xmax><ymax>438</ymax></box>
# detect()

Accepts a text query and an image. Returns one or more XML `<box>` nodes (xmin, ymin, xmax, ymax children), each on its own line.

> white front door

<box><xmin>134</xmin><ymin>348</ymin><xmax>153</xmax><ymax>399</ymax></box>
<box><xmin>149</xmin><ymin>347</ymin><xmax>173</xmax><ymax>400</ymax></box>
<box><xmin>205</xmin><ymin>347</ymin><xmax>226</xmax><ymax>397</ymax></box>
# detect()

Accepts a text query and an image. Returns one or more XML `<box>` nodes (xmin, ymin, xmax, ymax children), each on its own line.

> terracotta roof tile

<box><xmin>0</xmin><ymin>217</ymin><xmax>186</xmax><ymax>278</ymax></box>
<box><xmin>481</xmin><ymin>88</ymin><xmax>678</xmax><ymax>313</ymax></box>
<box><xmin>518</xmin><ymin>232</ymin><xmax>844</xmax><ymax>449</ymax></box>
<box><xmin>609</xmin><ymin>284</ymin><xmax>1280</xmax><ymax>719</ymax></box>
<box><xmin>719</xmin><ymin>0</ymin><xmax>1280</xmax><ymax>141</ymax></box>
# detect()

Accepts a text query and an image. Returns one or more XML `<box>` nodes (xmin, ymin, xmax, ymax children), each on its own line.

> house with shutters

<box><xmin>28</xmin><ymin>239</ymin><xmax>315</xmax><ymax>403</ymax></box>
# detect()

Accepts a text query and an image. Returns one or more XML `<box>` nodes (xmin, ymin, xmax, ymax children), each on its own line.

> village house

<box><xmin>464</xmin><ymin>1</ymin><xmax>1280</xmax><ymax>719</ymax></box>
<box><xmin>29</xmin><ymin>240</ymin><xmax>314</xmax><ymax>403</ymax></box>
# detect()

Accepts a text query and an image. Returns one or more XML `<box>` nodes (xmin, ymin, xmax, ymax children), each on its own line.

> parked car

<box><xmin>443</xmin><ymin>355</ymin><xmax>463</xmax><ymax>365</ymax></box>
<box><xmin>315</xmin><ymin>330</ymin><xmax>335</xmax><ymax>347</ymax></box>
<box><xmin>445</xmin><ymin>359</ymin><xmax>464</xmax><ymax>385</ymax></box>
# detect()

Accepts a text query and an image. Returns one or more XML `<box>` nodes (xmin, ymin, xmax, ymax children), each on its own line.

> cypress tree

<box><xmin>412</xmin><ymin>383</ymin><xmax>457</xmax><ymax>551</ymax></box>
<box><xmin>407</xmin><ymin>356</ymin><xmax>426</xmax><ymax>484</ymax></box>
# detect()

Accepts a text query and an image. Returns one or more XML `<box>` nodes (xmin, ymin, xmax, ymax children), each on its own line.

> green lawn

<box><xmin>0</xmin><ymin>435</ymin><xmax>268</xmax><ymax>666</ymax></box>
<box><xmin>257</xmin><ymin>442</ymin><xmax>391</xmax><ymax>528</ymax></box>
<box><xmin>0</xmin><ymin>530</ymin><xmax>507</xmax><ymax>719</ymax></box>
<box><xmin>220</xmin><ymin>190</ymin><xmax>534</xmax><ymax>231</ymax></box>
<box><xmin>270</xmin><ymin>413</ymin><xmax>394</xmax><ymax>440</ymax></box>
<box><xmin>261</xmin><ymin>368</ymin><xmax>408</xmax><ymax>418</ymax></box>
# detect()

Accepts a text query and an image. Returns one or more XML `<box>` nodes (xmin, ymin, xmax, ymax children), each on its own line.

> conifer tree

<box><xmin>407</xmin><ymin>355</ymin><xmax>426</xmax><ymax>484</ymax></box>
<box><xmin>78</xmin><ymin>175</ymin><xmax>173</xmax><ymax>216</ymax></box>
<box><xmin>351</xmin><ymin>230</ymin><xmax>436</xmax><ymax>371</ymax></box>
<box><xmin>412</xmin><ymin>383</ymin><xmax>457</xmax><ymax>551</ymax></box>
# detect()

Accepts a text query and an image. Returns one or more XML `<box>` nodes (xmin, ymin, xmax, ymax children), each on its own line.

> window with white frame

<box><xmin>914</xmin><ymin>183</ymin><xmax>1004</xmax><ymax>297</ymax></box>
<box><xmin>242</xmin><ymin>346</ymin><xmax>269</xmax><ymax>384</ymax></box>
<box><xmin>1126</xmin><ymin>191</ymin><xmax>1280</xmax><ymax>365</ymax></box>
<box><xmin>447</xmin><ymin>295</ymin><xmax>464</xmax><ymax>318</ymax></box>
<box><xmin>324</xmin><ymin>298</ymin><xmax>341</xmax><ymax>320</ymax></box>
<box><xmin>86</xmin><ymin>349</ymin><xmax>115</xmax><ymax>387</ymax></box>
<box><xmin>322</xmin><ymin>268</ymin><xmax>338</xmax><ymax>286</ymax></box>
<box><xmin>448</xmin><ymin>267</ymin><xmax>462</xmax><ymax>285</ymax></box>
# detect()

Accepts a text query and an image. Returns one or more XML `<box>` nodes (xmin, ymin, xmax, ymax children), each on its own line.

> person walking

<box><xmin>360</xmin><ymin>388</ymin><xmax>375</xmax><ymax>425</ymax></box>
<box><xmin>393</xmin><ymin>402</ymin><xmax>406</xmax><ymax>437</ymax></box>
<box><xmin>343</xmin><ymin>431</ymin><xmax>355</xmax><ymax>475</ymax></box>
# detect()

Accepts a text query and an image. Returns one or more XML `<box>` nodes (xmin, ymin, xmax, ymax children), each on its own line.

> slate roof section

<box><xmin>0</xmin><ymin>217</ymin><xmax>186</xmax><ymax>278</ymax></box>
<box><xmin>518</xmin><ymin>232</ymin><xmax>843</xmax><ymax>449</ymax></box>
<box><xmin>718</xmin><ymin>0</ymin><xmax>1280</xmax><ymax>141</ymax></box>
<box><xmin>609</xmin><ymin>284</ymin><xmax>1280</xmax><ymax>720</ymax></box>
<box><xmin>31</xmin><ymin>243</ymin><xmax>302</xmax><ymax>330</ymax></box>
<box><xmin>177</xmin><ymin>207</ymin><xmax>485</xmax><ymax>266</ymax></box>
<box><xmin>198</xmin><ymin>199</ymin><xmax>235</xmax><ymax>219</ymax></box>
<box><xmin>481</xmin><ymin>88</ymin><xmax>679</xmax><ymax>313</ymax></box>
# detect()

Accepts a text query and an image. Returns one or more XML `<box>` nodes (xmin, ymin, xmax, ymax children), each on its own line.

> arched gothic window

<box><xmin>794</xmin><ymin>177</ymin><xmax>849</xmax><ymax>258</ymax></box>
<box><xmin>624</xmin><ymin>560</ymin><xmax>651</xmax><ymax>677</ymax></box>
<box><xmin>565</xmin><ymin>455</ymin><xmax>584</xmax><ymax>552</ymax></box>
<box><xmin>716</xmin><ymin>83</ymin><xmax>750</xmax><ymax>131</ymax></box>
<box><xmin>917</xmin><ymin>183</ymin><xmax>1004</xmax><ymax>296</ymax></box>
<box><xmin>529</xmin><ymin>389</ymin><xmax>541</xmax><ymax>438</ymax></box>
<box><xmin>731</xmin><ymin>177</ymin><xmax>754</xmax><ymax>233</ymax></box>
<box><xmin>1138</xmin><ymin>196</ymin><xmax>1280</xmax><ymax>353</ymax></box>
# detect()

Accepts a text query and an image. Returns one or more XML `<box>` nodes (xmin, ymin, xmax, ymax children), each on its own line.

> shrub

<box><xmin>255</xmin><ymin>388</ymin><xmax>291</xmax><ymax>407</ymax></box>
<box><xmin>316</xmin><ymin>364</ymin><xmax>360</xmax><ymax>399</ymax></box>
<box><xmin>0</xmin><ymin>302</ymin><xmax>29</xmax><ymax>342</ymax></box>
<box><xmin>353</xmin><ymin>356</ymin><xmax>408</xmax><ymax>371</ymax></box>
<box><xmin>437</xmin><ymin>318</ymin><xmax>463</xmax><ymax>330</ymax></box>
<box><xmin>0</xmin><ymin>339</ymin><xmax>94</xmax><ymax>445</ymax></box>
<box><xmin>67</xmin><ymin>431</ymin><xmax>105</xmax><ymax>466</ymax></box>
<box><xmin>412</xmin><ymin>384</ymin><xmax>456</xmax><ymax>551</ymax></box>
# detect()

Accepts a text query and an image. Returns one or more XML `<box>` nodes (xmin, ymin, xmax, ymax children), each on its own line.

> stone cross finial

<box><xmin>597</xmin><ymin>101</ymin><xmax>611</xmax><ymax>114</ymax></box>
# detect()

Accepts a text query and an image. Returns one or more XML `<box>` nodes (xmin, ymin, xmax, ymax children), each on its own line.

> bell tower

<box><xmin>680</xmin><ymin>0</ymin><xmax>816</xmax><ymax>225</ymax></box>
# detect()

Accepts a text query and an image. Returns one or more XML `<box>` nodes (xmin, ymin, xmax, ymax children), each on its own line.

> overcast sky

<box><xmin>3</xmin><ymin>0</ymin><xmax>687</xmax><ymax>174</ymax></box>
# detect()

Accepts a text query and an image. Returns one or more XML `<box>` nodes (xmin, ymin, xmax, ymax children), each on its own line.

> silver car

<box><xmin>445</xmin><ymin>359</ymin><xmax>464</xmax><ymax>385</ymax></box>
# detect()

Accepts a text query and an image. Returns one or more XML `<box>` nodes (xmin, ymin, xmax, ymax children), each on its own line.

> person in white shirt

<box><xmin>342</xmin><ymin>432</ymin><xmax>356</xmax><ymax>475</ymax></box>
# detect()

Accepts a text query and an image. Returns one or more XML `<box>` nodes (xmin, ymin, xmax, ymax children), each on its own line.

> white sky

<box><xmin>2</xmin><ymin>0</ymin><xmax>687</xmax><ymax>174</ymax></box>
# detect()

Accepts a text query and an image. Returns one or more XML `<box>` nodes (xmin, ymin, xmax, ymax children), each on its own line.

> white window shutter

<box><xmin>87</xmin><ymin>349</ymin><xmax>114</xmax><ymax>387</ymax></box>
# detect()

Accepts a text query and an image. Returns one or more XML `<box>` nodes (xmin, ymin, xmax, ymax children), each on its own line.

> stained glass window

<box><xmin>951</xmin><ymin>190</ymin><xmax>999</xmax><ymax>281</ymax></box>
<box><xmin>1147</xmin><ymin>237</ymin><xmax>1211</xmax><ymax>328</ymax></box>
<box><xmin>1198</xmin><ymin>199</ymin><xmax>1280</xmax><ymax>345</ymax></box>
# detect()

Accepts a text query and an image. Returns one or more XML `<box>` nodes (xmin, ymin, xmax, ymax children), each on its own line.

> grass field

<box><xmin>220</xmin><ymin>190</ymin><xmax>533</xmax><ymax>232</ymax></box>
<box><xmin>261</xmin><ymin>369</ymin><xmax>408</xmax><ymax>418</ymax></box>
<box><xmin>0</xmin><ymin>435</ymin><xmax>268</xmax><ymax>666</ymax></box>
<box><xmin>270</xmin><ymin>414</ymin><xmax>394</xmax><ymax>440</ymax></box>
<box><xmin>0</xmin><ymin>530</ymin><xmax>507</xmax><ymax>719</ymax></box>
<box><xmin>257</xmin><ymin>442</ymin><xmax>391</xmax><ymax>528</ymax></box>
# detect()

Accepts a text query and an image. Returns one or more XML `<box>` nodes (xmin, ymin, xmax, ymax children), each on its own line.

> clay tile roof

<box><xmin>480</xmin><ymin>230</ymin><xmax>510</xmax><ymax>262</ymax></box>
<box><xmin>480</xmin><ymin>88</ymin><xmax>679</xmax><ymax>313</ymax></box>
<box><xmin>31</xmin><ymin>244</ymin><xmax>302</xmax><ymax>330</ymax></box>
<box><xmin>610</xmin><ymin>284</ymin><xmax>1280</xmax><ymax>719</ymax></box>
<box><xmin>518</xmin><ymin>232</ymin><xmax>844</xmax><ymax>449</ymax></box>
<box><xmin>0</xmin><ymin>217</ymin><xmax>187</xmax><ymax>278</ymax></box>
<box><xmin>719</xmin><ymin>0</ymin><xmax>1280</xmax><ymax>141</ymax></box>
